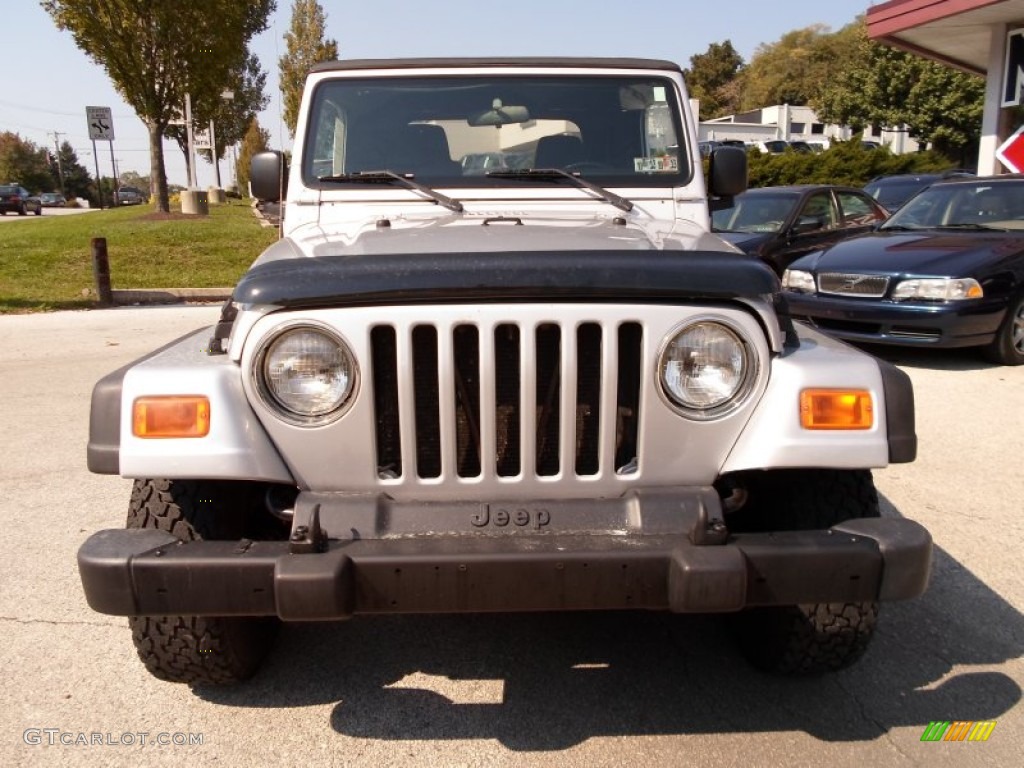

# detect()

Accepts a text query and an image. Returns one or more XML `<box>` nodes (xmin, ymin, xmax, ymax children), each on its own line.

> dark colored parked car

<box><xmin>116</xmin><ymin>186</ymin><xmax>146</xmax><ymax>205</ymax></box>
<box><xmin>712</xmin><ymin>185</ymin><xmax>889</xmax><ymax>275</ymax></box>
<box><xmin>0</xmin><ymin>184</ymin><xmax>42</xmax><ymax>215</ymax></box>
<box><xmin>864</xmin><ymin>171</ymin><xmax>974</xmax><ymax>213</ymax></box>
<box><xmin>783</xmin><ymin>175</ymin><xmax>1024</xmax><ymax>365</ymax></box>
<box><xmin>39</xmin><ymin>192</ymin><xmax>67</xmax><ymax>207</ymax></box>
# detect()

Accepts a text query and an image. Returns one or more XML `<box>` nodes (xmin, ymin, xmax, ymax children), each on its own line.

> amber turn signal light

<box><xmin>133</xmin><ymin>396</ymin><xmax>210</xmax><ymax>438</ymax></box>
<box><xmin>800</xmin><ymin>389</ymin><xmax>873</xmax><ymax>430</ymax></box>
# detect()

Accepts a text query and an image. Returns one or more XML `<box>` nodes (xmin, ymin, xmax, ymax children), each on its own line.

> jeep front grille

<box><xmin>817</xmin><ymin>272</ymin><xmax>890</xmax><ymax>298</ymax></box>
<box><xmin>370</xmin><ymin>321</ymin><xmax>643</xmax><ymax>481</ymax></box>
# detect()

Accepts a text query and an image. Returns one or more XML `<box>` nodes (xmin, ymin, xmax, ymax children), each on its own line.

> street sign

<box><xmin>193</xmin><ymin>128</ymin><xmax>212</xmax><ymax>151</ymax></box>
<box><xmin>86</xmin><ymin>106</ymin><xmax>115</xmax><ymax>141</ymax></box>
<box><xmin>996</xmin><ymin>125</ymin><xmax>1024</xmax><ymax>172</ymax></box>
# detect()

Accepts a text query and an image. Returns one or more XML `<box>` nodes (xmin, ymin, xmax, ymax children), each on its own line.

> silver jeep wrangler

<box><xmin>79</xmin><ymin>58</ymin><xmax>931</xmax><ymax>685</ymax></box>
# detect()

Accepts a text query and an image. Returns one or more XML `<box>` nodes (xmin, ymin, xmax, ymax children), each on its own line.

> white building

<box><xmin>697</xmin><ymin>103</ymin><xmax>922</xmax><ymax>153</ymax></box>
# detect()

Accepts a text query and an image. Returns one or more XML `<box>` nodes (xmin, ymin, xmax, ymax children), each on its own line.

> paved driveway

<box><xmin>1</xmin><ymin>306</ymin><xmax>1021</xmax><ymax>767</ymax></box>
<box><xmin>0</xmin><ymin>206</ymin><xmax>99</xmax><ymax>223</ymax></box>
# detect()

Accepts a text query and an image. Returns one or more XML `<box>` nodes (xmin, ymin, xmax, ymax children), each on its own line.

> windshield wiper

<box><xmin>486</xmin><ymin>168</ymin><xmax>634</xmax><ymax>212</ymax></box>
<box><xmin>879</xmin><ymin>224</ymin><xmax>924</xmax><ymax>232</ymax></box>
<box><xmin>936</xmin><ymin>222</ymin><xmax>1009</xmax><ymax>231</ymax></box>
<box><xmin>318</xmin><ymin>170</ymin><xmax>464</xmax><ymax>212</ymax></box>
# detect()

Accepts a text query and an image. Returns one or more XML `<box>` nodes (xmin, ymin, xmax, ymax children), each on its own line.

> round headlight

<box><xmin>659</xmin><ymin>321</ymin><xmax>753</xmax><ymax>417</ymax></box>
<box><xmin>257</xmin><ymin>326</ymin><xmax>357</xmax><ymax>423</ymax></box>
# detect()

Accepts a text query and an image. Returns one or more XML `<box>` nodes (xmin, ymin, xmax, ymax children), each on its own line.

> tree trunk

<box><xmin>147</xmin><ymin>120</ymin><xmax>170</xmax><ymax>213</ymax></box>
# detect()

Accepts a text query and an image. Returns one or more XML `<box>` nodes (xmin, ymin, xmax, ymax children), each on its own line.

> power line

<box><xmin>0</xmin><ymin>98</ymin><xmax>136</xmax><ymax>120</ymax></box>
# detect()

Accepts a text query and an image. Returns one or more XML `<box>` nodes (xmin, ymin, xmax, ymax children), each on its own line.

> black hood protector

<box><xmin>233</xmin><ymin>250</ymin><xmax>780</xmax><ymax>308</ymax></box>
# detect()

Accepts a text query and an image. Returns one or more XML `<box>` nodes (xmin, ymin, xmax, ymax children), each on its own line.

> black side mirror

<box><xmin>792</xmin><ymin>216</ymin><xmax>824</xmax><ymax>235</ymax></box>
<box><xmin>708</xmin><ymin>146</ymin><xmax>747</xmax><ymax>198</ymax></box>
<box><xmin>250</xmin><ymin>151</ymin><xmax>288</xmax><ymax>203</ymax></box>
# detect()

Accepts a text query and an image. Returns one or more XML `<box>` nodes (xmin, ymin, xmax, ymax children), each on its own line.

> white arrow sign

<box><xmin>86</xmin><ymin>106</ymin><xmax>115</xmax><ymax>141</ymax></box>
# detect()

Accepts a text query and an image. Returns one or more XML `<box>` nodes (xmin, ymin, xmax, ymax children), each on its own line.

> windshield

<box><xmin>864</xmin><ymin>178</ymin><xmax>930</xmax><ymax>210</ymax></box>
<box><xmin>303</xmin><ymin>75</ymin><xmax>688</xmax><ymax>187</ymax></box>
<box><xmin>881</xmin><ymin>181</ymin><xmax>1024</xmax><ymax>231</ymax></box>
<box><xmin>711</xmin><ymin>192</ymin><xmax>796</xmax><ymax>233</ymax></box>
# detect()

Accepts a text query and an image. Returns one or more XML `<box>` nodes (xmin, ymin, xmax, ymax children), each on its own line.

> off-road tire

<box><xmin>126</xmin><ymin>478</ymin><xmax>278</xmax><ymax>685</ymax></box>
<box><xmin>983</xmin><ymin>293</ymin><xmax>1024</xmax><ymax>366</ymax></box>
<box><xmin>727</xmin><ymin>469</ymin><xmax>881</xmax><ymax>675</ymax></box>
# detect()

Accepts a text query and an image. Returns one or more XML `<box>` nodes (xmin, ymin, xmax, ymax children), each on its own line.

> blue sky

<box><xmin>1</xmin><ymin>1</ymin><xmax>872</xmax><ymax>188</ymax></box>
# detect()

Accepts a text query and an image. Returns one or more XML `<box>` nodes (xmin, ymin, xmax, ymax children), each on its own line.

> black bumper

<box><xmin>78</xmin><ymin>518</ymin><xmax>931</xmax><ymax>620</ymax></box>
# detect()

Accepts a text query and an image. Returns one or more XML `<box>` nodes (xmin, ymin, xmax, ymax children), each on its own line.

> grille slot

<box><xmin>371</xmin><ymin>319</ymin><xmax>643</xmax><ymax>482</ymax></box>
<box><xmin>818</xmin><ymin>272</ymin><xmax>889</xmax><ymax>298</ymax></box>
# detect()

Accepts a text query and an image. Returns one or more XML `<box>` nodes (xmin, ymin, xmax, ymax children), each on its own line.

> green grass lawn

<box><xmin>0</xmin><ymin>201</ymin><xmax>278</xmax><ymax>312</ymax></box>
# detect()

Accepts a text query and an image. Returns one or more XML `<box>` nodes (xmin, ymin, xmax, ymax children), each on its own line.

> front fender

<box><xmin>87</xmin><ymin>328</ymin><xmax>293</xmax><ymax>483</ymax></box>
<box><xmin>722</xmin><ymin>324</ymin><xmax>916</xmax><ymax>473</ymax></box>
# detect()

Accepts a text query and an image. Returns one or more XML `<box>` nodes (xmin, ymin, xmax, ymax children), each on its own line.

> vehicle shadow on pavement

<box><xmin>197</xmin><ymin>500</ymin><xmax>1022</xmax><ymax>750</ymax></box>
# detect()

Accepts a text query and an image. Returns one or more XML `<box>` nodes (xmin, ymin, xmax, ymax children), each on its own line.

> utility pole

<box><xmin>49</xmin><ymin>131</ymin><xmax>66</xmax><ymax>196</ymax></box>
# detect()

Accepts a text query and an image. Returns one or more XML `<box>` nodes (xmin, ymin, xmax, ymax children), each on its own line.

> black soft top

<box><xmin>311</xmin><ymin>57</ymin><xmax>682</xmax><ymax>74</ymax></box>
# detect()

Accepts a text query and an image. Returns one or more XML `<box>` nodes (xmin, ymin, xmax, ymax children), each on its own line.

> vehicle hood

<box><xmin>716</xmin><ymin>232</ymin><xmax>771</xmax><ymax>254</ymax></box>
<box><xmin>791</xmin><ymin>231</ymin><xmax>1022</xmax><ymax>275</ymax></box>
<box><xmin>252</xmin><ymin>217</ymin><xmax>739</xmax><ymax>266</ymax></box>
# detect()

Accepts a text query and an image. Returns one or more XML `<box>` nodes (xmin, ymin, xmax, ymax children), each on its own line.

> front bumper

<box><xmin>78</xmin><ymin>518</ymin><xmax>931</xmax><ymax>620</ymax></box>
<box><xmin>786</xmin><ymin>292</ymin><xmax>1004</xmax><ymax>348</ymax></box>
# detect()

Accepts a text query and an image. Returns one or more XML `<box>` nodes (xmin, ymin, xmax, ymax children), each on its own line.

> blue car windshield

<box><xmin>882</xmin><ymin>181</ymin><xmax>1024</xmax><ymax>231</ymax></box>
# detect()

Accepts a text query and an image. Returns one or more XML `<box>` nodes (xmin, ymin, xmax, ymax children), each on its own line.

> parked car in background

<box><xmin>751</xmin><ymin>139</ymin><xmax>790</xmax><ymax>154</ymax></box>
<box><xmin>787</xmin><ymin>140</ymin><xmax>816</xmax><ymax>153</ymax></box>
<box><xmin>116</xmin><ymin>186</ymin><xmax>146</xmax><ymax>205</ymax></box>
<box><xmin>0</xmin><ymin>184</ymin><xmax>42</xmax><ymax>215</ymax></box>
<box><xmin>864</xmin><ymin>170</ymin><xmax>974</xmax><ymax>213</ymax></box>
<box><xmin>783</xmin><ymin>175</ymin><xmax>1024</xmax><ymax>365</ymax></box>
<box><xmin>711</xmin><ymin>185</ymin><xmax>889</xmax><ymax>275</ymax></box>
<box><xmin>697</xmin><ymin>140</ymin><xmax>722</xmax><ymax>158</ymax></box>
<box><xmin>39</xmin><ymin>192</ymin><xmax>67</xmax><ymax>207</ymax></box>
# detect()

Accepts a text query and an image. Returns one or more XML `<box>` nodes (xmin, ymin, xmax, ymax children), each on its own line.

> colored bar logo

<box><xmin>920</xmin><ymin>721</ymin><xmax>996</xmax><ymax>742</ymax></box>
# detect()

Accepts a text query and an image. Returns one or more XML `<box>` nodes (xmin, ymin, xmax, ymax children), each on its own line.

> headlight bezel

<box><xmin>252</xmin><ymin>322</ymin><xmax>359</xmax><ymax>426</ymax></box>
<box><xmin>656</xmin><ymin>317</ymin><xmax>758</xmax><ymax>421</ymax></box>
<box><xmin>890</xmin><ymin>276</ymin><xmax>983</xmax><ymax>301</ymax></box>
<box><xmin>781</xmin><ymin>269</ymin><xmax>816</xmax><ymax>293</ymax></box>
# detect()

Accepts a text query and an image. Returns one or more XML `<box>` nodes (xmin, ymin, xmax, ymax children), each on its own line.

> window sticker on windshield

<box><xmin>634</xmin><ymin>156</ymin><xmax>678</xmax><ymax>172</ymax></box>
<box><xmin>653</xmin><ymin>86</ymin><xmax>666</xmax><ymax>103</ymax></box>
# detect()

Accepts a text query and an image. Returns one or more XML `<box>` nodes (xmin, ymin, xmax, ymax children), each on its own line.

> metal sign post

<box><xmin>90</xmin><ymin>139</ymin><xmax>103</xmax><ymax>209</ymax></box>
<box><xmin>86</xmin><ymin>107</ymin><xmax>115</xmax><ymax>209</ymax></box>
<box><xmin>185</xmin><ymin>93</ymin><xmax>197</xmax><ymax>189</ymax></box>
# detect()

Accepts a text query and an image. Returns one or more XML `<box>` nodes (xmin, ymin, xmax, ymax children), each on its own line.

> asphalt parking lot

<box><xmin>1</xmin><ymin>305</ymin><xmax>1021</xmax><ymax>767</ymax></box>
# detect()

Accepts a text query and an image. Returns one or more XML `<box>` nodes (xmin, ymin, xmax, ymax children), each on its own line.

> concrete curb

<box><xmin>112</xmin><ymin>288</ymin><xmax>232</xmax><ymax>305</ymax></box>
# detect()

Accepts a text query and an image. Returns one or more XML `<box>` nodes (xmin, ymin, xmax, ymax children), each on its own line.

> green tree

<box><xmin>279</xmin><ymin>0</ymin><xmax>339</xmax><ymax>138</ymax></box>
<box><xmin>814</xmin><ymin>21</ymin><xmax>984</xmax><ymax>162</ymax></box>
<box><xmin>167</xmin><ymin>51</ymin><xmax>270</xmax><ymax>185</ymax></box>
<box><xmin>49</xmin><ymin>140</ymin><xmax>94</xmax><ymax>202</ymax></box>
<box><xmin>43</xmin><ymin>0</ymin><xmax>274</xmax><ymax>212</ymax></box>
<box><xmin>237</xmin><ymin>117</ymin><xmax>271</xmax><ymax>194</ymax></box>
<box><xmin>685</xmin><ymin>41</ymin><xmax>745</xmax><ymax>120</ymax></box>
<box><xmin>0</xmin><ymin>132</ymin><xmax>55</xmax><ymax>193</ymax></box>
<box><xmin>119</xmin><ymin>170</ymin><xmax>151</xmax><ymax>190</ymax></box>
<box><xmin>738</xmin><ymin>24</ymin><xmax>849</xmax><ymax>110</ymax></box>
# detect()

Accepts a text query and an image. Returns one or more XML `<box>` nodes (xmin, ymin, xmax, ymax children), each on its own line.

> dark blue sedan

<box><xmin>782</xmin><ymin>175</ymin><xmax>1024</xmax><ymax>365</ymax></box>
